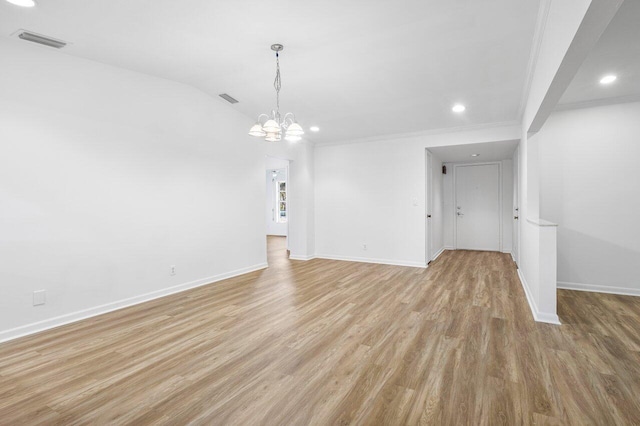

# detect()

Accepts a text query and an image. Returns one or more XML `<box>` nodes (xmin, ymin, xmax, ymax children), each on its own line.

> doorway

<box><xmin>266</xmin><ymin>168</ymin><xmax>288</xmax><ymax>237</ymax></box>
<box><xmin>265</xmin><ymin>156</ymin><xmax>291</xmax><ymax>262</ymax></box>
<box><xmin>454</xmin><ymin>163</ymin><xmax>502</xmax><ymax>251</ymax></box>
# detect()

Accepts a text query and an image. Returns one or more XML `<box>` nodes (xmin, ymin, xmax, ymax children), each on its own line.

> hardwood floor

<box><xmin>1</xmin><ymin>236</ymin><xmax>640</xmax><ymax>424</ymax></box>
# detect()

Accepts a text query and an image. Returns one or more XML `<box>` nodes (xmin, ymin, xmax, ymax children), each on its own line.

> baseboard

<box><xmin>0</xmin><ymin>262</ymin><xmax>268</xmax><ymax>344</ymax></box>
<box><xmin>510</xmin><ymin>252</ymin><xmax>516</xmax><ymax>263</ymax></box>
<box><xmin>516</xmin><ymin>269</ymin><xmax>561</xmax><ymax>325</ymax></box>
<box><xmin>289</xmin><ymin>254</ymin><xmax>316</xmax><ymax>261</ymax></box>
<box><xmin>444</xmin><ymin>245</ymin><xmax>455</xmax><ymax>250</ymax></box>
<box><xmin>431</xmin><ymin>247</ymin><xmax>446</xmax><ymax>261</ymax></box>
<box><xmin>558</xmin><ymin>281</ymin><xmax>640</xmax><ymax>297</ymax></box>
<box><xmin>315</xmin><ymin>254</ymin><xmax>426</xmax><ymax>268</ymax></box>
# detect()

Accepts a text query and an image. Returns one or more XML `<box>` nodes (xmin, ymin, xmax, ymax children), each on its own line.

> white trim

<box><xmin>517</xmin><ymin>269</ymin><xmax>561</xmax><ymax>325</ymax></box>
<box><xmin>526</xmin><ymin>217</ymin><xmax>558</xmax><ymax>227</ymax></box>
<box><xmin>315</xmin><ymin>254</ymin><xmax>426</xmax><ymax>268</ymax></box>
<box><xmin>558</xmin><ymin>281</ymin><xmax>640</xmax><ymax>297</ymax></box>
<box><xmin>431</xmin><ymin>247</ymin><xmax>446</xmax><ymax>262</ymax></box>
<box><xmin>554</xmin><ymin>95</ymin><xmax>640</xmax><ymax>112</ymax></box>
<box><xmin>510</xmin><ymin>252</ymin><xmax>516</xmax><ymax>263</ymax></box>
<box><xmin>444</xmin><ymin>245</ymin><xmax>455</xmax><ymax>250</ymax></box>
<box><xmin>453</xmin><ymin>162</ymin><xmax>503</xmax><ymax>251</ymax></box>
<box><xmin>289</xmin><ymin>254</ymin><xmax>316</xmax><ymax>261</ymax></box>
<box><xmin>314</xmin><ymin>121</ymin><xmax>520</xmax><ymax>147</ymax></box>
<box><xmin>0</xmin><ymin>262</ymin><xmax>268</xmax><ymax>344</ymax></box>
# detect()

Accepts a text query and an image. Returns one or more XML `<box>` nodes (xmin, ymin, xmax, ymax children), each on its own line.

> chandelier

<box><xmin>248</xmin><ymin>44</ymin><xmax>304</xmax><ymax>142</ymax></box>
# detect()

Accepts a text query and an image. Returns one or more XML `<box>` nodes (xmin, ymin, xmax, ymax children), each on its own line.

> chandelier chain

<box><xmin>274</xmin><ymin>52</ymin><xmax>281</xmax><ymax>118</ymax></box>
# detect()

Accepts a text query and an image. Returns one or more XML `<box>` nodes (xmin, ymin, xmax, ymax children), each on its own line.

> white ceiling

<box><xmin>0</xmin><ymin>0</ymin><xmax>540</xmax><ymax>144</ymax></box>
<box><xmin>558</xmin><ymin>0</ymin><xmax>640</xmax><ymax>108</ymax></box>
<box><xmin>428</xmin><ymin>140</ymin><xmax>518</xmax><ymax>163</ymax></box>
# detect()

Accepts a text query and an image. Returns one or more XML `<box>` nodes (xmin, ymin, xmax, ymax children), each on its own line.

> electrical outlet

<box><xmin>362</xmin><ymin>244</ymin><xmax>367</xmax><ymax>251</ymax></box>
<box><xmin>33</xmin><ymin>290</ymin><xmax>46</xmax><ymax>306</ymax></box>
<box><xmin>170</xmin><ymin>265</ymin><xmax>176</xmax><ymax>276</ymax></box>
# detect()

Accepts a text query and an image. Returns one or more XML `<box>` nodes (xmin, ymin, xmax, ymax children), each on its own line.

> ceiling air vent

<box><xmin>219</xmin><ymin>94</ymin><xmax>239</xmax><ymax>104</ymax></box>
<box><xmin>15</xmin><ymin>30</ymin><xmax>67</xmax><ymax>49</ymax></box>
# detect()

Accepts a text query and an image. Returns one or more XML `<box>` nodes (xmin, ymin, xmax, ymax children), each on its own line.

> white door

<box><xmin>455</xmin><ymin>163</ymin><xmax>500</xmax><ymax>251</ymax></box>
<box><xmin>512</xmin><ymin>148</ymin><xmax>519</xmax><ymax>264</ymax></box>
<box><xmin>426</xmin><ymin>151</ymin><xmax>433</xmax><ymax>263</ymax></box>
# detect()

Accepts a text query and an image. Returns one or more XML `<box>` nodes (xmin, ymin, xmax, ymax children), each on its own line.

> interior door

<box><xmin>426</xmin><ymin>151</ymin><xmax>433</xmax><ymax>263</ymax></box>
<box><xmin>455</xmin><ymin>163</ymin><xmax>500</xmax><ymax>251</ymax></box>
<box><xmin>512</xmin><ymin>148</ymin><xmax>519</xmax><ymax>264</ymax></box>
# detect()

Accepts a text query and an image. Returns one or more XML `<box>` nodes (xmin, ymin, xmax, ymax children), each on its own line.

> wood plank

<box><xmin>0</xmin><ymin>237</ymin><xmax>639</xmax><ymax>424</ymax></box>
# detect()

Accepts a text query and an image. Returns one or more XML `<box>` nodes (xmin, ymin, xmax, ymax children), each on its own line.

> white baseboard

<box><xmin>444</xmin><ymin>245</ymin><xmax>455</xmax><ymax>250</ymax></box>
<box><xmin>289</xmin><ymin>254</ymin><xmax>316</xmax><ymax>261</ymax></box>
<box><xmin>558</xmin><ymin>281</ymin><xmax>640</xmax><ymax>297</ymax></box>
<box><xmin>431</xmin><ymin>247</ymin><xmax>446</xmax><ymax>261</ymax></box>
<box><xmin>516</xmin><ymin>269</ymin><xmax>561</xmax><ymax>325</ymax></box>
<box><xmin>0</xmin><ymin>262</ymin><xmax>268</xmax><ymax>344</ymax></box>
<box><xmin>315</xmin><ymin>254</ymin><xmax>426</xmax><ymax>268</ymax></box>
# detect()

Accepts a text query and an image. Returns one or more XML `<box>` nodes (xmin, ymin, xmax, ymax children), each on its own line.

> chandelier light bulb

<box><xmin>286</xmin><ymin>122</ymin><xmax>305</xmax><ymax>137</ymax></box>
<box><xmin>262</xmin><ymin>119</ymin><xmax>281</xmax><ymax>134</ymax></box>
<box><xmin>265</xmin><ymin>132</ymin><xmax>281</xmax><ymax>142</ymax></box>
<box><xmin>248</xmin><ymin>123</ymin><xmax>266</xmax><ymax>137</ymax></box>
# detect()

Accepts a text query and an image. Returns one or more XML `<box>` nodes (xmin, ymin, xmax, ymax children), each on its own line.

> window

<box><xmin>276</xmin><ymin>181</ymin><xmax>287</xmax><ymax>223</ymax></box>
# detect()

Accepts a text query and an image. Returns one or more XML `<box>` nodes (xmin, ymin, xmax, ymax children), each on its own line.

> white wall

<box><xmin>540</xmin><ymin>102</ymin><xmax>640</xmax><ymax>295</ymax></box>
<box><xmin>0</xmin><ymin>39</ymin><xmax>300</xmax><ymax>341</ymax></box>
<box><xmin>314</xmin><ymin>125</ymin><xmax>520</xmax><ymax>267</ymax></box>
<box><xmin>266</xmin><ymin>169</ymin><xmax>288</xmax><ymax>236</ymax></box>
<box><xmin>501</xmin><ymin>160</ymin><xmax>514</xmax><ymax>253</ymax></box>
<box><xmin>517</xmin><ymin>127</ymin><xmax>559</xmax><ymax>324</ymax></box>
<box><xmin>442</xmin><ymin>160</ymin><xmax>513</xmax><ymax>252</ymax></box>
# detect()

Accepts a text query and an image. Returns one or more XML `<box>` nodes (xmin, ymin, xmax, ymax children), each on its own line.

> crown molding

<box><xmin>554</xmin><ymin>94</ymin><xmax>640</xmax><ymax>112</ymax></box>
<box><xmin>314</xmin><ymin>120</ymin><xmax>520</xmax><ymax>147</ymax></box>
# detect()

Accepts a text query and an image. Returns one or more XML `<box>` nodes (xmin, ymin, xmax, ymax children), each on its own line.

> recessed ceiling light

<box><xmin>600</xmin><ymin>75</ymin><xmax>617</xmax><ymax>85</ymax></box>
<box><xmin>6</xmin><ymin>0</ymin><xmax>36</xmax><ymax>7</ymax></box>
<box><xmin>471</xmin><ymin>154</ymin><xmax>480</xmax><ymax>157</ymax></box>
<box><xmin>452</xmin><ymin>104</ymin><xmax>466</xmax><ymax>113</ymax></box>
<box><xmin>309</xmin><ymin>126</ymin><xmax>320</xmax><ymax>132</ymax></box>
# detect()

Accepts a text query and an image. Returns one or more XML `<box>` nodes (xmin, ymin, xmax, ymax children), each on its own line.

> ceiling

<box><xmin>428</xmin><ymin>140</ymin><xmax>518</xmax><ymax>163</ymax></box>
<box><xmin>558</xmin><ymin>0</ymin><xmax>640</xmax><ymax>108</ymax></box>
<box><xmin>0</xmin><ymin>0</ymin><xmax>540</xmax><ymax>144</ymax></box>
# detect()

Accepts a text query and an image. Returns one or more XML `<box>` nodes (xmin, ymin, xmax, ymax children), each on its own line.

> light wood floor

<box><xmin>1</xmin><ymin>236</ymin><xmax>640</xmax><ymax>424</ymax></box>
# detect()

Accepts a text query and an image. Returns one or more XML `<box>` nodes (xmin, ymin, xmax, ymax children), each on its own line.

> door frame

<box><xmin>453</xmin><ymin>161</ymin><xmax>503</xmax><ymax>251</ymax></box>
<box><xmin>426</xmin><ymin>150</ymin><xmax>433</xmax><ymax>264</ymax></box>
